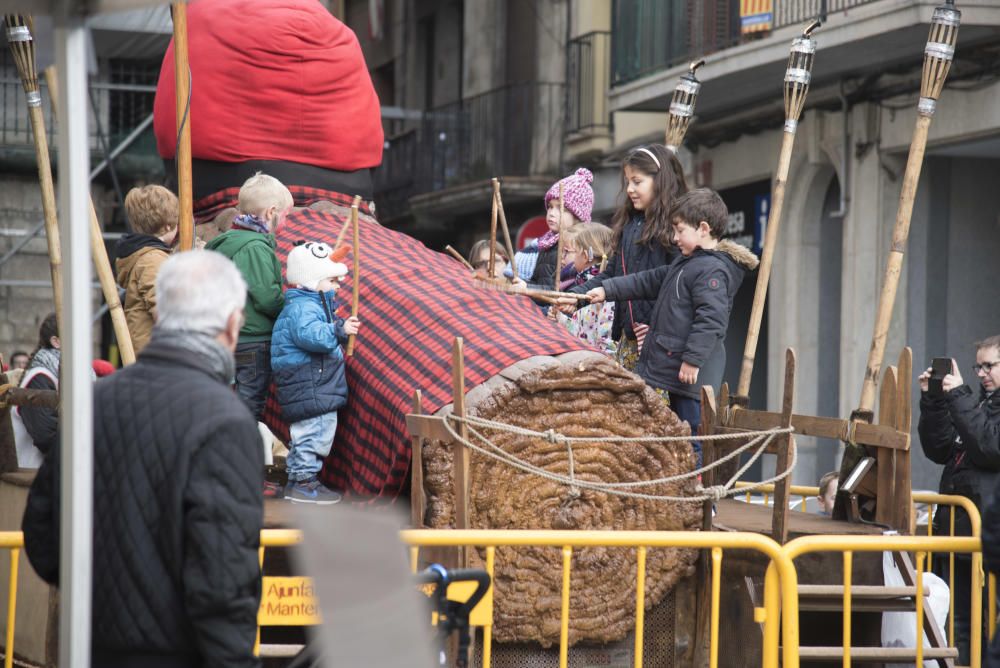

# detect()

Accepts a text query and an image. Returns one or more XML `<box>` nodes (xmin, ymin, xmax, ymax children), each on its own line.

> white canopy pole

<box><xmin>55</xmin><ymin>13</ymin><xmax>94</xmax><ymax>668</ymax></box>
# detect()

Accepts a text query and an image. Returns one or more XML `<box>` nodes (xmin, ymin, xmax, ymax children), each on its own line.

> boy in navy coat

<box><xmin>583</xmin><ymin>188</ymin><xmax>759</xmax><ymax>461</ymax></box>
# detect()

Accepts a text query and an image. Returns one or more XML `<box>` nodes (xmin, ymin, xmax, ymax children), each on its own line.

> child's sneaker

<box><xmin>263</xmin><ymin>480</ymin><xmax>285</xmax><ymax>499</ymax></box>
<box><xmin>285</xmin><ymin>476</ymin><xmax>342</xmax><ymax>505</ymax></box>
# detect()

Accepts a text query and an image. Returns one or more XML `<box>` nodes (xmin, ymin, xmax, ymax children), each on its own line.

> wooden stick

<box><xmin>346</xmin><ymin>200</ymin><xmax>361</xmax><ymax>356</ymax></box>
<box><xmin>472</xmin><ymin>277</ymin><xmax>584</xmax><ymax>302</ymax></box>
<box><xmin>46</xmin><ymin>67</ymin><xmax>136</xmax><ymax>365</ymax></box>
<box><xmin>555</xmin><ymin>182</ymin><xmax>564</xmax><ymax>291</ymax></box>
<box><xmin>771</xmin><ymin>348</ymin><xmax>796</xmax><ymax>544</ymax></box>
<box><xmin>489</xmin><ymin>178</ymin><xmax>499</xmax><ymax>277</ymax></box>
<box><xmin>333</xmin><ymin>195</ymin><xmax>362</xmax><ymax>251</ymax></box>
<box><xmin>410</xmin><ymin>390</ymin><xmax>426</xmax><ymax>528</ymax></box>
<box><xmin>451</xmin><ymin>337</ymin><xmax>470</xmax><ymax>566</ymax></box>
<box><xmin>492</xmin><ymin>179</ymin><xmax>519</xmax><ymax>281</ymax></box>
<box><xmin>172</xmin><ymin>3</ymin><xmax>194</xmax><ymax>251</ymax></box>
<box><xmin>445</xmin><ymin>245</ymin><xmax>474</xmax><ymax>271</ymax></box>
<box><xmin>4</xmin><ymin>17</ymin><xmax>63</xmax><ymax>333</ymax></box>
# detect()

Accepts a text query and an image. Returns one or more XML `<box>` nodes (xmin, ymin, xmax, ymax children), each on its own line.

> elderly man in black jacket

<box><xmin>23</xmin><ymin>250</ymin><xmax>264</xmax><ymax>668</ymax></box>
<box><xmin>919</xmin><ymin>334</ymin><xmax>1000</xmax><ymax>666</ymax></box>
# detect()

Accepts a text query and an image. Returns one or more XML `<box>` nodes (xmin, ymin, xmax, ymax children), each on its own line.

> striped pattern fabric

<box><xmin>192</xmin><ymin>187</ymin><xmax>373</xmax><ymax>224</ymax></box>
<box><xmin>740</xmin><ymin>0</ymin><xmax>773</xmax><ymax>32</ymax></box>
<box><xmin>198</xmin><ymin>189</ymin><xmax>590</xmax><ymax>501</ymax></box>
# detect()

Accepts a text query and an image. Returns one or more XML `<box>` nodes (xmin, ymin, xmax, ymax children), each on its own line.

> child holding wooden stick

<box><xmin>548</xmin><ymin>223</ymin><xmax>616</xmax><ymax>356</ymax></box>
<box><xmin>271</xmin><ymin>240</ymin><xmax>361</xmax><ymax>504</ymax></box>
<box><xmin>559</xmin><ymin>145</ymin><xmax>687</xmax><ymax>371</ymax></box>
<box><xmin>508</xmin><ymin>168</ymin><xmax>594</xmax><ymax>291</ymax></box>
<box><xmin>582</xmin><ymin>189</ymin><xmax>759</xmax><ymax>462</ymax></box>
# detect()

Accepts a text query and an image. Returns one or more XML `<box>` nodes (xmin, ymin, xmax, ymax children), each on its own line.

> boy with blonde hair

<box><xmin>115</xmin><ymin>184</ymin><xmax>179</xmax><ymax>352</ymax></box>
<box><xmin>207</xmin><ymin>173</ymin><xmax>292</xmax><ymax>429</ymax></box>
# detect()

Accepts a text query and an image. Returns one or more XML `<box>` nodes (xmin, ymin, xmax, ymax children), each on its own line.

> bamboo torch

<box><xmin>854</xmin><ymin>1</ymin><xmax>960</xmax><ymax>422</ymax></box>
<box><xmin>4</xmin><ymin>15</ymin><xmax>63</xmax><ymax>330</ymax></box>
<box><xmin>664</xmin><ymin>59</ymin><xmax>704</xmax><ymax>152</ymax></box>
<box><xmin>172</xmin><ymin>2</ymin><xmax>194</xmax><ymax>251</ymax></box>
<box><xmin>554</xmin><ymin>182</ymin><xmax>564</xmax><ymax>291</ymax></box>
<box><xmin>733</xmin><ymin>20</ymin><xmax>820</xmax><ymax>407</ymax></box>
<box><xmin>44</xmin><ymin>67</ymin><xmax>136</xmax><ymax>365</ymax></box>
<box><xmin>346</xmin><ymin>199</ymin><xmax>361</xmax><ymax>356</ymax></box>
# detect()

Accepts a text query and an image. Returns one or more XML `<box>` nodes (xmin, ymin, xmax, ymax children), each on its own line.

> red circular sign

<box><xmin>516</xmin><ymin>216</ymin><xmax>549</xmax><ymax>250</ymax></box>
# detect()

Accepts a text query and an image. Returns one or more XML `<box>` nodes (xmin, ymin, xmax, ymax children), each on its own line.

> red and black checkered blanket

<box><xmin>196</xmin><ymin>188</ymin><xmax>589</xmax><ymax>500</ymax></box>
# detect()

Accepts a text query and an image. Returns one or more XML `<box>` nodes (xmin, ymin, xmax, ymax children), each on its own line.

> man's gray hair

<box><xmin>156</xmin><ymin>250</ymin><xmax>247</xmax><ymax>333</ymax></box>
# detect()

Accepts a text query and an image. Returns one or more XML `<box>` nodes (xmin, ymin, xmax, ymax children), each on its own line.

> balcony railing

<box><xmin>612</xmin><ymin>0</ymin><xmax>882</xmax><ymax>87</ymax></box>
<box><xmin>1</xmin><ymin>51</ymin><xmax>157</xmax><ymax>159</ymax></box>
<box><xmin>375</xmin><ymin>82</ymin><xmax>564</xmax><ymax>221</ymax></box>
<box><xmin>567</xmin><ymin>31</ymin><xmax>611</xmax><ymax>137</ymax></box>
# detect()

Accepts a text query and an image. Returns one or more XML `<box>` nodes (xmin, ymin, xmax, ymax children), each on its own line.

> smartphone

<box><xmin>929</xmin><ymin>357</ymin><xmax>952</xmax><ymax>396</ymax></box>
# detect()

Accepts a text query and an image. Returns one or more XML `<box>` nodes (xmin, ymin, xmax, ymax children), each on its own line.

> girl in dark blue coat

<box><xmin>566</xmin><ymin>144</ymin><xmax>687</xmax><ymax>370</ymax></box>
<box><xmin>271</xmin><ymin>241</ymin><xmax>361</xmax><ymax>504</ymax></box>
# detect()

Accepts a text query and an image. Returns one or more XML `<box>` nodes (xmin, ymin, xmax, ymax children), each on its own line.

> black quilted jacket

<box><xmin>22</xmin><ymin>339</ymin><xmax>264</xmax><ymax>668</ymax></box>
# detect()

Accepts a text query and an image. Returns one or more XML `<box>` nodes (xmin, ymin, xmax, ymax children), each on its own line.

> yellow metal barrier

<box><xmin>0</xmin><ymin>532</ymin><xmax>20</xmax><ymax>668</ymax></box>
<box><xmin>734</xmin><ymin>483</ymin><xmax>995</xmax><ymax>645</ymax></box>
<box><xmin>399</xmin><ymin>529</ymin><xmax>801</xmax><ymax>668</ymax></box>
<box><xmin>775</xmin><ymin>535</ymin><xmax>982</xmax><ymax>668</ymax></box>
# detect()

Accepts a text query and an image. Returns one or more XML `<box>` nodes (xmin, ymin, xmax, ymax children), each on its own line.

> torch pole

<box><xmin>172</xmin><ymin>2</ymin><xmax>194</xmax><ymax>251</ymax></box>
<box><xmin>4</xmin><ymin>15</ymin><xmax>63</xmax><ymax>332</ymax></box>
<box><xmin>734</xmin><ymin>20</ymin><xmax>820</xmax><ymax>407</ymax></box>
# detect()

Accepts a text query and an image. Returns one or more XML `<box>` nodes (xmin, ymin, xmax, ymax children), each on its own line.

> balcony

<box><xmin>375</xmin><ymin>82</ymin><xmax>563</xmax><ymax>223</ymax></box>
<box><xmin>566</xmin><ymin>31</ymin><xmax>613</xmax><ymax>158</ymax></box>
<box><xmin>609</xmin><ymin>0</ymin><xmax>1000</xmax><ymax>129</ymax></box>
<box><xmin>1</xmin><ymin>51</ymin><xmax>161</xmax><ymax>177</ymax></box>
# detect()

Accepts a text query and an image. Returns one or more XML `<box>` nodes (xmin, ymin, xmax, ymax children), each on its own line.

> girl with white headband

<box><xmin>562</xmin><ymin>144</ymin><xmax>687</xmax><ymax>371</ymax></box>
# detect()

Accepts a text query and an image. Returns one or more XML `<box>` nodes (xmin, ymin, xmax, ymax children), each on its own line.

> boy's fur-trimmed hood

<box><xmin>715</xmin><ymin>239</ymin><xmax>760</xmax><ymax>271</ymax></box>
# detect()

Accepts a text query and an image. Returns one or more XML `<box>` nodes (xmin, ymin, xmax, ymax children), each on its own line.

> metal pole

<box><xmin>55</xmin><ymin>15</ymin><xmax>93</xmax><ymax>668</ymax></box>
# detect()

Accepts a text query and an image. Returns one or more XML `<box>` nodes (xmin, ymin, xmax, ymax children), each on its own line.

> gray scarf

<box><xmin>26</xmin><ymin>347</ymin><xmax>60</xmax><ymax>382</ymax></box>
<box><xmin>150</xmin><ymin>328</ymin><xmax>236</xmax><ymax>384</ymax></box>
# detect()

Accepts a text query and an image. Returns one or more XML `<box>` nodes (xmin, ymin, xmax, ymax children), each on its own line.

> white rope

<box><xmin>441</xmin><ymin>414</ymin><xmax>797</xmax><ymax>504</ymax></box>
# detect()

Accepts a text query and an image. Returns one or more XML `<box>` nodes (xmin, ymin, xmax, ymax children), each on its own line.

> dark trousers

<box><xmin>234</xmin><ymin>341</ymin><xmax>271</xmax><ymax>422</ymax></box>
<box><xmin>669</xmin><ymin>392</ymin><xmax>702</xmax><ymax>466</ymax></box>
<box><xmin>933</xmin><ymin>553</ymin><xmax>988</xmax><ymax>665</ymax></box>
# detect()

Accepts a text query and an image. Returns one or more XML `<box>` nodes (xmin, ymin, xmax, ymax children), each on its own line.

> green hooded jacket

<box><xmin>206</xmin><ymin>230</ymin><xmax>284</xmax><ymax>342</ymax></box>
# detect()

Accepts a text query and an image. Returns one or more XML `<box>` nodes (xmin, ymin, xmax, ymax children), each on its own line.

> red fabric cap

<box><xmin>92</xmin><ymin>360</ymin><xmax>116</xmax><ymax>377</ymax></box>
<box><xmin>154</xmin><ymin>0</ymin><xmax>383</xmax><ymax>172</ymax></box>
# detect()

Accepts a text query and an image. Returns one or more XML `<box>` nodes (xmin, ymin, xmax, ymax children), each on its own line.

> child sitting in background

<box><xmin>508</xmin><ymin>168</ymin><xmax>594</xmax><ymax>290</ymax></box>
<box><xmin>549</xmin><ymin>222</ymin><xmax>616</xmax><ymax>356</ymax></box>
<box><xmin>115</xmin><ymin>185</ymin><xmax>179</xmax><ymax>353</ymax></box>
<box><xmin>467</xmin><ymin>239</ymin><xmax>509</xmax><ymax>279</ymax></box>
<box><xmin>271</xmin><ymin>240</ymin><xmax>361</xmax><ymax>504</ymax></box>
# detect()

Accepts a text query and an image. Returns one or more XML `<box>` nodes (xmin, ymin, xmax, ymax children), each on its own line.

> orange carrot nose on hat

<box><xmin>287</xmin><ymin>240</ymin><xmax>350</xmax><ymax>290</ymax></box>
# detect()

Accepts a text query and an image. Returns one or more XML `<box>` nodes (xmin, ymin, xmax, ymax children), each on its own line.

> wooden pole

<box><xmin>4</xmin><ymin>16</ymin><xmax>63</xmax><ymax>332</ymax></box>
<box><xmin>451</xmin><ymin>337</ymin><xmax>469</xmax><ymax>567</ymax></box>
<box><xmin>444</xmin><ymin>245</ymin><xmax>475</xmax><ymax>271</ymax></box>
<box><xmin>45</xmin><ymin>67</ymin><xmax>136</xmax><ymax>365</ymax></box>
<box><xmin>855</xmin><ymin>5</ymin><xmax>958</xmax><ymax>419</ymax></box>
<box><xmin>735</xmin><ymin>22</ymin><xmax>819</xmax><ymax>406</ymax></box>
<box><xmin>410</xmin><ymin>390</ymin><xmax>425</xmax><ymax>529</ymax></box>
<box><xmin>489</xmin><ymin>178</ymin><xmax>499</xmax><ymax>277</ymax></box>
<box><xmin>554</xmin><ymin>182</ymin><xmax>564</xmax><ymax>291</ymax></box>
<box><xmin>771</xmin><ymin>348</ymin><xmax>796</xmax><ymax>544</ymax></box>
<box><xmin>334</xmin><ymin>195</ymin><xmax>362</xmax><ymax>251</ymax></box>
<box><xmin>492</xmin><ymin>179</ymin><xmax>519</xmax><ymax>281</ymax></box>
<box><xmin>172</xmin><ymin>2</ymin><xmax>194</xmax><ymax>251</ymax></box>
<box><xmin>346</xmin><ymin>200</ymin><xmax>361</xmax><ymax>356</ymax></box>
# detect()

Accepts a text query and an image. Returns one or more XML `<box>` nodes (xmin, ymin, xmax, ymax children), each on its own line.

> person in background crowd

<box><xmin>817</xmin><ymin>470</ymin><xmax>839</xmax><ymax>515</ymax></box>
<box><xmin>923</xmin><ymin>335</ymin><xmax>1000</xmax><ymax>665</ymax></box>
<box><xmin>8</xmin><ymin>350</ymin><xmax>29</xmax><ymax>370</ymax></box>
<box><xmin>116</xmin><ymin>184</ymin><xmax>180</xmax><ymax>354</ymax></box>
<box><xmin>467</xmin><ymin>239</ymin><xmax>508</xmax><ymax>279</ymax></box>
<box><xmin>23</xmin><ymin>250</ymin><xmax>264</xmax><ymax>668</ymax></box>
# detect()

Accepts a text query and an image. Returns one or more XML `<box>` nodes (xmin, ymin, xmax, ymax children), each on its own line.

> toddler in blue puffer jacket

<box><xmin>271</xmin><ymin>240</ymin><xmax>361</xmax><ymax>504</ymax></box>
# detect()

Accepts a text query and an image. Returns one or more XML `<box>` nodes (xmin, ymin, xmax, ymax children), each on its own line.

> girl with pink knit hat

<box><xmin>508</xmin><ymin>168</ymin><xmax>594</xmax><ymax>292</ymax></box>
